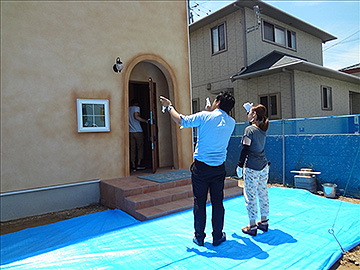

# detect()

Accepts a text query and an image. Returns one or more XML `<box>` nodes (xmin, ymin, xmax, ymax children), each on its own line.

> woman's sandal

<box><xmin>256</xmin><ymin>219</ymin><xmax>269</xmax><ymax>232</ymax></box>
<box><xmin>242</xmin><ymin>224</ymin><xmax>257</xmax><ymax>236</ymax></box>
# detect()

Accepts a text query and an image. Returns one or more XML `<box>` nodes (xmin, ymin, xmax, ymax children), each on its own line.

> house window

<box><xmin>259</xmin><ymin>93</ymin><xmax>281</xmax><ymax>119</ymax></box>
<box><xmin>287</xmin><ymin>30</ymin><xmax>296</xmax><ymax>49</ymax></box>
<box><xmin>192</xmin><ymin>98</ymin><xmax>200</xmax><ymax>113</ymax></box>
<box><xmin>192</xmin><ymin>98</ymin><xmax>200</xmax><ymax>143</ymax></box>
<box><xmin>77</xmin><ymin>99</ymin><xmax>110</xmax><ymax>132</ymax></box>
<box><xmin>211</xmin><ymin>23</ymin><xmax>226</xmax><ymax>54</ymax></box>
<box><xmin>321</xmin><ymin>86</ymin><xmax>332</xmax><ymax>110</ymax></box>
<box><xmin>263</xmin><ymin>21</ymin><xmax>296</xmax><ymax>50</ymax></box>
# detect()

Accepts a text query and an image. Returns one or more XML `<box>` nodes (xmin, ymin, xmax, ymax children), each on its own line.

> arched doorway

<box><xmin>123</xmin><ymin>55</ymin><xmax>176</xmax><ymax>175</ymax></box>
<box><xmin>128</xmin><ymin>78</ymin><xmax>159</xmax><ymax>173</ymax></box>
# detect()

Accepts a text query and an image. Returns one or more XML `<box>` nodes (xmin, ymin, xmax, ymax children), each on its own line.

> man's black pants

<box><xmin>190</xmin><ymin>159</ymin><xmax>226</xmax><ymax>241</ymax></box>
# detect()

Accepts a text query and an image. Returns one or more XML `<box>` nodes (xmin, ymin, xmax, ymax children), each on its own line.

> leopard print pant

<box><xmin>243</xmin><ymin>165</ymin><xmax>269</xmax><ymax>221</ymax></box>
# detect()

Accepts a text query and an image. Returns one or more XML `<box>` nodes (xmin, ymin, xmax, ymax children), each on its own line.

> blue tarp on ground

<box><xmin>1</xmin><ymin>187</ymin><xmax>360</xmax><ymax>269</ymax></box>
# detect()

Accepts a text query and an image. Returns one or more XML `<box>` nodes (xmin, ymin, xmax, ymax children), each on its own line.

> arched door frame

<box><xmin>121</xmin><ymin>53</ymin><xmax>181</xmax><ymax>176</ymax></box>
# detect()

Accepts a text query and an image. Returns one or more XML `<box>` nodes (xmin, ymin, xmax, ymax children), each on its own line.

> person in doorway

<box><xmin>160</xmin><ymin>91</ymin><xmax>235</xmax><ymax>247</ymax></box>
<box><xmin>236</xmin><ymin>103</ymin><xmax>270</xmax><ymax>236</ymax></box>
<box><xmin>129</xmin><ymin>99</ymin><xmax>149</xmax><ymax>171</ymax></box>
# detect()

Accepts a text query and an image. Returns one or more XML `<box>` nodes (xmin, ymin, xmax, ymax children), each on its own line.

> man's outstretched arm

<box><xmin>159</xmin><ymin>96</ymin><xmax>182</xmax><ymax>126</ymax></box>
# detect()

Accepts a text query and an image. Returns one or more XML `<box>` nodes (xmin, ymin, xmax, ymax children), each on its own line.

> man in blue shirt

<box><xmin>160</xmin><ymin>91</ymin><xmax>235</xmax><ymax>246</ymax></box>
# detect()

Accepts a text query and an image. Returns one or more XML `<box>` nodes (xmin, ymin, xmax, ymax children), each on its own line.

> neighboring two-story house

<box><xmin>189</xmin><ymin>0</ymin><xmax>360</xmax><ymax>121</ymax></box>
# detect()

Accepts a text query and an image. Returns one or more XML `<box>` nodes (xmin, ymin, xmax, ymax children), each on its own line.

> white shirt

<box><xmin>129</xmin><ymin>106</ymin><xmax>143</xmax><ymax>133</ymax></box>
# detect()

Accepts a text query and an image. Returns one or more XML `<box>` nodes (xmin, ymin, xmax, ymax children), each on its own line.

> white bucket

<box><xmin>322</xmin><ymin>183</ymin><xmax>337</xmax><ymax>198</ymax></box>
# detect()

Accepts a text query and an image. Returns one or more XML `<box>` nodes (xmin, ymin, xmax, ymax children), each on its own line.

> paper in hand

<box><xmin>205</xmin><ymin>97</ymin><xmax>211</xmax><ymax>108</ymax></box>
<box><xmin>243</xmin><ymin>102</ymin><xmax>253</xmax><ymax>113</ymax></box>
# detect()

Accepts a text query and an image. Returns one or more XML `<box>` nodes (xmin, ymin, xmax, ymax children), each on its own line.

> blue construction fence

<box><xmin>225</xmin><ymin>114</ymin><xmax>360</xmax><ymax>199</ymax></box>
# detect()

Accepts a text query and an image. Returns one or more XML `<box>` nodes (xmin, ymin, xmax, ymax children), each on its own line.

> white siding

<box><xmin>245</xmin><ymin>8</ymin><xmax>323</xmax><ymax>66</ymax></box>
<box><xmin>294</xmin><ymin>70</ymin><xmax>360</xmax><ymax>117</ymax></box>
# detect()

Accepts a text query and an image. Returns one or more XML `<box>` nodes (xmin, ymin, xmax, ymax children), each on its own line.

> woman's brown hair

<box><xmin>251</xmin><ymin>104</ymin><xmax>269</xmax><ymax>132</ymax></box>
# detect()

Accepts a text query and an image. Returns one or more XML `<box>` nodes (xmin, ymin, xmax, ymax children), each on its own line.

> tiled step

<box><xmin>124</xmin><ymin>184</ymin><xmax>193</xmax><ymax>212</ymax></box>
<box><xmin>100</xmin><ymin>171</ymin><xmax>243</xmax><ymax>222</ymax></box>
<box><xmin>134</xmin><ymin>181</ymin><xmax>242</xmax><ymax>221</ymax></box>
<box><xmin>100</xmin><ymin>176</ymin><xmax>191</xmax><ymax>209</ymax></box>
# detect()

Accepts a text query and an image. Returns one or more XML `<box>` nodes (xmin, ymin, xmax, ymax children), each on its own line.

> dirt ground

<box><xmin>1</xmin><ymin>187</ymin><xmax>359</xmax><ymax>269</ymax></box>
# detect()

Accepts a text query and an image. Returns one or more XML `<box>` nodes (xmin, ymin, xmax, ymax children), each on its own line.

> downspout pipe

<box><xmin>242</xmin><ymin>6</ymin><xmax>248</xmax><ymax>68</ymax></box>
<box><xmin>233</xmin><ymin>3</ymin><xmax>248</xmax><ymax>68</ymax></box>
<box><xmin>281</xmin><ymin>68</ymin><xmax>295</xmax><ymax>118</ymax></box>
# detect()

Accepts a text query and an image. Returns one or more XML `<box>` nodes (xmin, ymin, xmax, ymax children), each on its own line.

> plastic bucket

<box><xmin>322</xmin><ymin>183</ymin><xmax>337</xmax><ymax>198</ymax></box>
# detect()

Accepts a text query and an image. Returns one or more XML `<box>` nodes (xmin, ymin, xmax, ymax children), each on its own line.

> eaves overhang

<box><xmin>231</xmin><ymin>60</ymin><xmax>360</xmax><ymax>85</ymax></box>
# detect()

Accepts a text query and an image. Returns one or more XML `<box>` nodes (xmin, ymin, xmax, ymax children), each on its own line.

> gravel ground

<box><xmin>1</xmin><ymin>187</ymin><xmax>359</xmax><ymax>269</ymax></box>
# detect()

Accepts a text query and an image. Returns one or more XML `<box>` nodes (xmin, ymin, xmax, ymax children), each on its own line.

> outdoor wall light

<box><xmin>113</xmin><ymin>57</ymin><xmax>124</xmax><ymax>73</ymax></box>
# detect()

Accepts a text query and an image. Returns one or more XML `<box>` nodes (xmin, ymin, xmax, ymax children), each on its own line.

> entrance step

<box><xmin>100</xmin><ymin>169</ymin><xmax>243</xmax><ymax>221</ymax></box>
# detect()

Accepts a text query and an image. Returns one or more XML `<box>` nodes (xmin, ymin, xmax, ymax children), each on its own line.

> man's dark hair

<box><xmin>216</xmin><ymin>91</ymin><xmax>235</xmax><ymax>114</ymax></box>
<box><xmin>130</xmin><ymin>99</ymin><xmax>140</xmax><ymax>106</ymax></box>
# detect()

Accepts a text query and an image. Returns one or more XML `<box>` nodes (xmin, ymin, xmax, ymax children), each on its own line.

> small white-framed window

<box><xmin>259</xmin><ymin>93</ymin><xmax>281</xmax><ymax>119</ymax></box>
<box><xmin>263</xmin><ymin>21</ymin><xmax>296</xmax><ymax>50</ymax></box>
<box><xmin>211</xmin><ymin>23</ymin><xmax>226</xmax><ymax>54</ymax></box>
<box><xmin>77</xmin><ymin>99</ymin><xmax>110</xmax><ymax>132</ymax></box>
<box><xmin>321</xmin><ymin>86</ymin><xmax>332</xmax><ymax>110</ymax></box>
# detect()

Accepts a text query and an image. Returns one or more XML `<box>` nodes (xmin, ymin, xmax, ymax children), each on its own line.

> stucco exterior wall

<box><xmin>1</xmin><ymin>1</ymin><xmax>192</xmax><ymax>192</ymax></box>
<box><xmin>245</xmin><ymin>8</ymin><xmax>323</xmax><ymax>66</ymax></box>
<box><xmin>294</xmin><ymin>70</ymin><xmax>360</xmax><ymax>117</ymax></box>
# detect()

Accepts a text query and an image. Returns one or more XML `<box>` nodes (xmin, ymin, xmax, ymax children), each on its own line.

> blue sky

<box><xmin>189</xmin><ymin>0</ymin><xmax>360</xmax><ymax>71</ymax></box>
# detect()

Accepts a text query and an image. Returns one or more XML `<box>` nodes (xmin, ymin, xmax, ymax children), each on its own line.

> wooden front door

<box><xmin>148</xmin><ymin>78</ymin><xmax>159</xmax><ymax>173</ymax></box>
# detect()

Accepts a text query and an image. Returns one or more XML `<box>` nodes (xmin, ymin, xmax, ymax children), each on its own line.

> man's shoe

<box><xmin>136</xmin><ymin>166</ymin><xmax>146</xmax><ymax>170</ymax></box>
<box><xmin>193</xmin><ymin>237</ymin><xmax>204</xmax><ymax>246</ymax></box>
<box><xmin>242</xmin><ymin>225</ymin><xmax>257</xmax><ymax>236</ymax></box>
<box><xmin>212</xmin><ymin>232</ymin><xmax>226</xmax><ymax>246</ymax></box>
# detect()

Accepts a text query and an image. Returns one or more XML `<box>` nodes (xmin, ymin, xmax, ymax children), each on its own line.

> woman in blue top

<box><xmin>236</xmin><ymin>104</ymin><xmax>270</xmax><ymax>236</ymax></box>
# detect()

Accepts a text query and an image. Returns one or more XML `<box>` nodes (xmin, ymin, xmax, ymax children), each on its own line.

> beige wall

<box><xmin>294</xmin><ymin>70</ymin><xmax>360</xmax><ymax>117</ymax></box>
<box><xmin>234</xmin><ymin>72</ymin><xmax>293</xmax><ymax>121</ymax></box>
<box><xmin>234</xmin><ymin>70</ymin><xmax>360</xmax><ymax>121</ymax></box>
<box><xmin>245</xmin><ymin>8</ymin><xmax>323</xmax><ymax>66</ymax></box>
<box><xmin>1</xmin><ymin>1</ymin><xmax>193</xmax><ymax>192</ymax></box>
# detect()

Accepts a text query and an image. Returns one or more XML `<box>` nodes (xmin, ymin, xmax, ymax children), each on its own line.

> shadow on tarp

<box><xmin>187</xmin><ymin>228</ymin><xmax>297</xmax><ymax>261</ymax></box>
<box><xmin>0</xmin><ymin>209</ymin><xmax>140</xmax><ymax>265</ymax></box>
<box><xmin>1</xmin><ymin>188</ymin><xmax>359</xmax><ymax>269</ymax></box>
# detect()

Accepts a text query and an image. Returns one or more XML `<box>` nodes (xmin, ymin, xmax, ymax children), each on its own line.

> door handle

<box><xmin>150</xmin><ymin>111</ymin><xmax>153</xmax><ymax>125</ymax></box>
